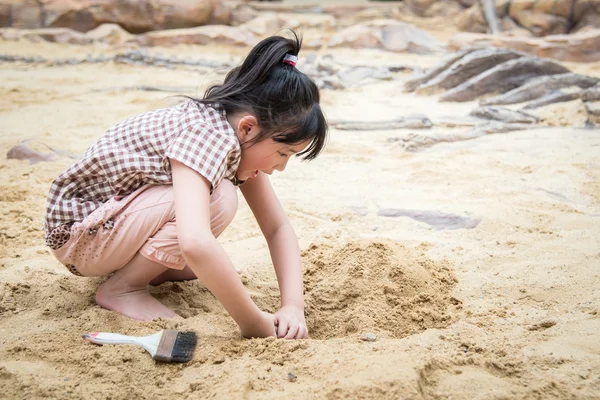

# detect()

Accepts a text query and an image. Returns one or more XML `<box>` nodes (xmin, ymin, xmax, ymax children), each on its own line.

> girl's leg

<box><xmin>95</xmin><ymin>252</ymin><xmax>177</xmax><ymax>321</ymax></box>
<box><xmin>94</xmin><ymin>181</ymin><xmax>238</xmax><ymax>320</ymax></box>
<box><xmin>149</xmin><ymin>180</ymin><xmax>238</xmax><ymax>285</ymax></box>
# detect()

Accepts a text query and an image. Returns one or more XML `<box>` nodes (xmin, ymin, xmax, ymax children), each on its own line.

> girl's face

<box><xmin>231</xmin><ymin>114</ymin><xmax>310</xmax><ymax>181</ymax></box>
<box><xmin>236</xmin><ymin>137</ymin><xmax>310</xmax><ymax>181</ymax></box>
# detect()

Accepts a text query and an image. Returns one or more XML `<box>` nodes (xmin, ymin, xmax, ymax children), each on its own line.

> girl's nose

<box><xmin>275</xmin><ymin>158</ymin><xmax>289</xmax><ymax>172</ymax></box>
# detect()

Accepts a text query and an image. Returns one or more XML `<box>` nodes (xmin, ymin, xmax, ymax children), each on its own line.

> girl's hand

<box><xmin>240</xmin><ymin>311</ymin><xmax>277</xmax><ymax>339</ymax></box>
<box><xmin>274</xmin><ymin>305</ymin><xmax>309</xmax><ymax>339</ymax></box>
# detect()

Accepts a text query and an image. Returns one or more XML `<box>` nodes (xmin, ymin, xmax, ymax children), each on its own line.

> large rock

<box><xmin>0</xmin><ymin>23</ymin><xmax>132</xmax><ymax>45</ymax></box>
<box><xmin>481</xmin><ymin>73</ymin><xmax>599</xmax><ymax>105</ymax></box>
<box><xmin>448</xmin><ymin>29</ymin><xmax>600</xmax><ymax>63</ymax></box>
<box><xmin>238</xmin><ymin>12</ymin><xmax>334</xmax><ymax>36</ymax></box>
<box><xmin>415</xmin><ymin>48</ymin><xmax>523</xmax><ymax>94</ymax></box>
<box><xmin>0</xmin><ymin>0</ymin><xmax>235</xmax><ymax>33</ymax></box>
<box><xmin>404</xmin><ymin>0</ymin><xmax>464</xmax><ymax>17</ymax></box>
<box><xmin>328</xmin><ymin>19</ymin><xmax>440</xmax><ymax>54</ymax></box>
<box><xmin>85</xmin><ymin>23</ymin><xmax>133</xmax><ymax>45</ymax></box>
<box><xmin>457</xmin><ymin>0</ymin><xmax>600</xmax><ymax>36</ymax></box>
<box><xmin>573</xmin><ymin>0</ymin><xmax>600</xmax><ymax>32</ymax></box>
<box><xmin>131</xmin><ymin>25</ymin><xmax>258</xmax><ymax>47</ymax></box>
<box><xmin>0</xmin><ymin>0</ymin><xmax>40</xmax><ymax>29</ymax></box>
<box><xmin>508</xmin><ymin>0</ymin><xmax>572</xmax><ymax>36</ymax></box>
<box><xmin>440</xmin><ymin>56</ymin><xmax>570</xmax><ymax>102</ymax></box>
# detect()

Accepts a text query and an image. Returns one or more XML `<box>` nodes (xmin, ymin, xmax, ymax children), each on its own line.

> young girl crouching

<box><xmin>43</xmin><ymin>32</ymin><xmax>327</xmax><ymax>340</ymax></box>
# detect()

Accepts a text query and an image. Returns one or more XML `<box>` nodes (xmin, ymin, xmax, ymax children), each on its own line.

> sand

<box><xmin>1</xmin><ymin>22</ymin><xmax>600</xmax><ymax>400</ymax></box>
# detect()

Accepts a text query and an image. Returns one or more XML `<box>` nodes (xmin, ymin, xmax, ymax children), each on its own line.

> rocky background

<box><xmin>1</xmin><ymin>0</ymin><xmax>599</xmax><ymax>36</ymax></box>
<box><xmin>1</xmin><ymin>1</ymin><xmax>600</xmax><ymax>399</ymax></box>
<box><xmin>1</xmin><ymin>0</ymin><xmax>599</xmax><ymax>63</ymax></box>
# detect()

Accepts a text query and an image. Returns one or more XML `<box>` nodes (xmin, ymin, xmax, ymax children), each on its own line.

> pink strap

<box><xmin>283</xmin><ymin>54</ymin><xmax>298</xmax><ymax>67</ymax></box>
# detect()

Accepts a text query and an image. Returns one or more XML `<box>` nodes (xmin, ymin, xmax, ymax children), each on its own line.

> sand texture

<box><xmin>1</xmin><ymin>18</ymin><xmax>600</xmax><ymax>400</ymax></box>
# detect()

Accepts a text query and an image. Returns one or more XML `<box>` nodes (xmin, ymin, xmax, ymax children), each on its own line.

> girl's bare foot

<box><xmin>96</xmin><ymin>277</ymin><xmax>178</xmax><ymax>321</ymax></box>
<box><xmin>95</xmin><ymin>252</ymin><xmax>178</xmax><ymax>321</ymax></box>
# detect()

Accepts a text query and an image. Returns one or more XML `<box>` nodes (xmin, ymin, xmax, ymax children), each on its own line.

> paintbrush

<box><xmin>82</xmin><ymin>330</ymin><xmax>197</xmax><ymax>363</ymax></box>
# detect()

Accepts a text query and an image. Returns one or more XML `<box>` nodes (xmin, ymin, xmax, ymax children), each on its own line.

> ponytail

<box><xmin>195</xmin><ymin>30</ymin><xmax>327</xmax><ymax>161</ymax></box>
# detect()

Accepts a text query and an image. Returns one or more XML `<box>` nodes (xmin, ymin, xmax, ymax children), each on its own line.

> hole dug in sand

<box><xmin>303</xmin><ymin>240</ymin><xmax>459</xmax><ymax>340</ymax></box>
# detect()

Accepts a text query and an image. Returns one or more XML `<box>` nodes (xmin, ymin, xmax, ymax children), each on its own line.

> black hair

<box><xmin>195</xmin><ymin>30</ymin><xmax>327</xmax><ymax>160</ymax></box>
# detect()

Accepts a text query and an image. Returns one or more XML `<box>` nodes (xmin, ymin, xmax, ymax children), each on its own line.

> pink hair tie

<box><xmin>282</xmin><ymin>54</ymin><xmax>298</xmax><ymax>67</ymax></box>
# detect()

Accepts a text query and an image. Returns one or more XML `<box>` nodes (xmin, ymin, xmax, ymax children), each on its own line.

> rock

<box><xmin>405</xmin><ymin>0</ymin><xmax>464</xmax><ymax>17</ymax></box>
<box><xmin>583</xmin><ymin>84</ymin><xmax>600</xmax><ymax>102</ymax></box>
<box><xmin>448</xmin><ymin>29</ymin><xmax>600</xmax><ymax>63</ymax></box>
<box><xmin>331</xmin><ymin>115</ymin><xmax>432</xmax><ymax>130</ymax></box>
<box><xmin>585</xmin><ymin>101</ymin><xmax>600</xmax><ymax>127</ymax></box>
<box><xmin>467</xmin><ymin>121</ymin><xmax>538</xmax><ymax>135</ymax></box>
<box><xmin>377</xmin><ymin>208</ymin><xmax>481</xmax><ymax>229</ymax></box>
<box><xmin>287</xmin><ymin>372</ymin><xmax>297</xmax><ymax>382</ymax></box>
<box><xmin>0</xmin><ymin>24</ymin><xmax>132</xmax><ymax>45</ymax></box>
<box><xmin>230</xmin><ymin>3</ymin><xmax>258</xmax><ymax>25</ymax></box>
<box><xmin>440</xmin><ymin>56</ymin><xmax>570</xmax><ymax>102</ymax></box>
<box><xmin>0</xmin><ymin>0</ymin><xmax>40</xmax><ymax>29</ymax></box>
<box><xmin>481</xmin><ymin>73</ymin><xmax>599</xmax><ymax>106</ymax></box>
<box><xmin>337</xmin><ymin>66</ymin><xmax>392</xmax><ymax>88</ymax></box>
<box><xmin>508</xmin><ymin>0</ymin><xmax>573</xmax><ymax>36</ymax></box>
<box><xmin>362</xmin><ymin>333</ymin><xmax>377</xmax><ymax>342</ymax></box>
<box><xmin>0</xmin><ymin>27</ymin><xmax>94</xmax><ymax>44</ymax></box>
<box><xmin>131</xmin><ymin>25</ymin><xmax>259</xmax><ymax>47</ymax></box>
<box><xmin>85</xmin><ymin>23</ymin><xmax>133</xmax><ymax>45</ymax></box>
<box><xmin>248</xmin><ymin>1</ymin><xmax>468</xmax><ymax>19</ymax></box>
<box><xmin>573</xmin><ymin>0</ymin><xmax>600</xmax><ymax>32</ymax></box>
<box><xmin>523</xmin><ymin>87</ymin><xmax>586</xmax><ymax>109</ymax></box>
<box><xmin>457</xmin><ymin>0</ymin><xmax>600</xmax><ymax>36</ymax></box>
<box><xmin>113</xmin><ymin>50</ymin><xmax>232</xmax><ymax>69</ymax></box>
<box><xmin>7</xmin><ymin>144</ymin><xmax>57</xmax><ymax>164</ymax></box>
<box><xmin>0</xmin><ymin>0</ymin><xmax>224</xmax><ymax>33</ymax></box>
<box><xmin>29</xmin><ymin>27</ymin><xmax>94</xmax><ymax>44</ymax></box>
<box><xmin>0</xmin><ymin>28</ymin><xmax>21</xmax><ymax>40</ymax></box>
<box><xmin>500</xmin><ymin>15</ymin><xmax>535</xmax><ymax>37</ymax></box>
<box><xmin>238</xmin><ymin>12</ymin><xmax>283</xmax><ymax>36</ymax></box>
<box><xmin>7</xmin><ymin>140</ymin><xmax>77</xmax><ymax>165</ymax></box>
<box><xmin>415</xmin><ymin>48</ymin><xmax>523</xmax><ymax>94</ymax></box>
<box><xmin>319</xmin><ymin>76</ymin><xmax>345</xmax><ymax>90</ymax></box>
<box><xmin>304</xmin><ymin>38</ymin><xmax>324</xmax><ymax>50</ymax></box>
<box><xmin>403</xmin><ymin>48</ymin><xmax>480</xmax><ymax>93</ymax></box>
<box><xmin>522</xmin><ymin>84</ymin><xmax>600</xmax><ymax>109</ymax></box>
<box><xmin>321</xmin><ymin>3</ymin><xmax>403</xmax><ymax>18</ymax></box>
<box><xmin>469</xmin><ymin>106</ymin><xmax>541</xmax><ymax>123</ymax></box>
<box><xmin>208</xmin><ymin>0</ymin><xmax>236</xmax><ymax>26</ymax></box>
<box><xmin>328</xmin><ymin>19</ymin><xmax>440</xmax><ymax>54</ymax></box>
<box><xmin>237</xmin><ymin>11</ymin><xmax>334</xmax><ymax>37</ymax></box>
<box><xmin>391</xmin><ymin>121</ymin><xmax>537</xmax><ymax>150</ymax></box>
<box><xmin>456</xmin><ymin>0</ymin><xmax>511</xmax><ymax>34</ymax></box>
<box><xmin>531</xmin><ymin>98</ymin><xmax>590</xmax><ymax>126</ymax></box>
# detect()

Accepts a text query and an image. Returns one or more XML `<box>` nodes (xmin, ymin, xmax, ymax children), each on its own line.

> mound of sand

<box><xmin>303</xmin><ymin>240</ymin><xmax>460</xmax><ymax>339</ymax></box>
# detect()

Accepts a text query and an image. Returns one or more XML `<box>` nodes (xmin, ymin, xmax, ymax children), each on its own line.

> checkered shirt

<box><xmin>43</xmin><ymin>100</ymin><xmax>242</xmax><ymax>249</ymax></box>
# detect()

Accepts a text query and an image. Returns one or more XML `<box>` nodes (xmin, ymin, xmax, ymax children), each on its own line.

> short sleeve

<box><xmin>165</xmin><ymin>125</ymin><xmax>235</xmax><ymax>190</ymax></box>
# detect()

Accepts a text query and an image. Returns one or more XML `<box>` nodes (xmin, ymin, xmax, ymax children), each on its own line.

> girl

<box><xmin>43</xmin><ymin>32</ymin><xmax>327</xmax><ymax>340</ymax></box>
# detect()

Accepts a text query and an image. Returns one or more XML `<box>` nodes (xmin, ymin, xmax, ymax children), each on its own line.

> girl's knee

<box><xmin>211</xmin><ymin>180</ymin><xmax>238</xmax><ymax>236</ymax></box>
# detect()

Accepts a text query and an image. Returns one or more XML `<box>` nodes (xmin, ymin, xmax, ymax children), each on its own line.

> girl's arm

<box><xmin>170</xmin><ymin>159</ymin><xmax>275</xmax><ymax>338</ymax></box>
<box><xmin>240</xmin><ymin>172</ymin><xmax>308</xmax><ymax>339</ymax></box>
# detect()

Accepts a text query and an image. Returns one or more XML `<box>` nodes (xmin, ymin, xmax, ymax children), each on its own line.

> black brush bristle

<box><xmin>170</xmin><ymin>331</ymin><xmax>198</xmax><ymax>363</ymax></box>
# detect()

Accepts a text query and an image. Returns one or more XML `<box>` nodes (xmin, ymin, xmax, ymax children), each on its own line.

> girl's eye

<box><xmin>279</xmin><ymin>152</ymin><xmax>288</xmax><ymax>158</ymax></box>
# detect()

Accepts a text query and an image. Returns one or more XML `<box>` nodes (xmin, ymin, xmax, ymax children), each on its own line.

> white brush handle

<box><xmin>84</xmin><ymin>332</ymin><xmax>144</xmax><ymax>345</ymax></box>
<box><xmin>82</xmin><ymin>331</ymin><xmax>162</xmax><ymax>356</ymax></box>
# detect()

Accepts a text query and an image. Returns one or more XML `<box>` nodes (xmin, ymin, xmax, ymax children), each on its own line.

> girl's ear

<box><xmin>237</xmin><ymin>115</ymin><xmax>259</xmax><ymax>143</ymax></box>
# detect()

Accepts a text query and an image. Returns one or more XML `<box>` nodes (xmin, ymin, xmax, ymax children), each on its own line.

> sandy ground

<box><xmin>1</xmin><ymin>22</ymin><xmax>600</xmax><ymax>400</ymax></box>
